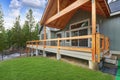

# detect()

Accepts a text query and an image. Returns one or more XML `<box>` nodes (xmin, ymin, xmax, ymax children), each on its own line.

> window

<box><xmin>41</xmin><ymin>33</ymin><xmax>48</xmax><ymax>40</ymax></box>
<box><xmin>65</xmin><ymin>31</ymin><xmax>70</xmax><ymax>42</ymax></box>
<box><xmin>70</xmin><ymin>19</ymin><xmax>90</xmax><ymax>47</ymax></box>
<box><xmin>71</xmin><ymin>31</ymin><xmax>79</xmax><ymax>37</ymax></box>
<box><xmin>56</xmin><ymin>33</ymin><xmax>62</xmax><ymax>38</ymax></box>
<box><xmin>71</xmin><ymin>20</ymin><xmax>88</xmax><ymax>29</ymax></box>
<box><xmin>41</xmin><ymin>34</ymin><xmax>44</xmax><ymax>40</ymax></box>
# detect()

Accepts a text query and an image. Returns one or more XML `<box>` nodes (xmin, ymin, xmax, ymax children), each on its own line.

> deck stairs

<box><xmin>103</xmin><ymin>50</ymin><xmax>118</xmax><ymax>65</ymax></box>
<box><xmin>101</xmin><ymin>50</ymin><xmax>118</xmax><ymax>75</ymax></box>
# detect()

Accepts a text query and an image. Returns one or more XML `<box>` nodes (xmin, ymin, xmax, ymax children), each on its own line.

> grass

<box><xmin>0</xmin><ymin>57</ymin><xmax>114</xmax><ymax>80</ymax></box>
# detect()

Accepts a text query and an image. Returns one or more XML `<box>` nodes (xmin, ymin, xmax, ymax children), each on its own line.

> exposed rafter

<box><xmin>45</xmin><ymin>0</ymin><xmax>90</xmax><ymax>25</ymax></box>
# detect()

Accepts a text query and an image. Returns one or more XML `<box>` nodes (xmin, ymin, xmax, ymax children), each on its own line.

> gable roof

<box><xmin>40</xmin><ymin>0</ymin><xmax>110</xmax><ymax>29</ymax></box>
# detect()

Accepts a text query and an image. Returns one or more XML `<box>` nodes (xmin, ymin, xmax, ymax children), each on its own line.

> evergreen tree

<box><xmin>26</xmin><ymin>9</ymin><xmax>35</xmax><ymax>40</ymax></box>
<box><xmin>0</xmin><ymin>5</ymin><xmax>4</xmax><ymax>31</ymax></box>
<box><xmin>11</xmin><ymin>16</ymin><xmax>22</xmax><ymax>49</ymax></box>
<box><xmin>0</xmin><ymin>4</ymin><xmax>5</xmax><ymax>51</ymax></box>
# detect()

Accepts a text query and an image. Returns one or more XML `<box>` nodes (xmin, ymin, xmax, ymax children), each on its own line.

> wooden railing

<box><xmin>26</xmin><ymin>34</ymin><xmax>109</xmax><ymax>62</ymax></box>
<box><xmin>27</xmin><ymin>35</ymin><xmax>92</xmax><ymax>52</ymax></box>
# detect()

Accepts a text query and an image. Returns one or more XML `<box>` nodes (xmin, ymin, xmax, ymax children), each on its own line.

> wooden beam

<box><xmin>40</xmin><ymin>0</ymin><xmax>52</xmax><ymax>25</ymax></box>
<box><xmin>45</xmin><ymin>0</ymin><xmax>89</xmax><ymax>25</ymax></box>
<box><xmin>92</xmin><ymin>0</ymin><xmax>97</xmax><ymax>62</ymax></box>
<box><xmin>57</xmin><ymin>0</ymin><xmax>60</xmax><ymax>13</ymax></box>
<box><xmin>96</xmin><ymin>0</ymin><xmax>106</xmax><ymax>17</ymax></box>
<box><xmin>45</xmin><ymin>46</ymin><xmax>91</xmax><ymax>52</ymax></box>
<box><xmin>44</xmin><ymin>35</ymin><xmax>92</xmax><ymax>41</ymax></box>
<box><xmin>103</xmin><ymin>0</ymin><xmax>110</xmax><ymax>15</ymax></box>
<box><xmin>44</xmin><ymin>26</ymin><xmax>46</xmax><ymax>48</ymax></box>
<box><xmin>59</xmin><ymin>47</ymin><xmax>91</xmax><ymax>52</ymax></box>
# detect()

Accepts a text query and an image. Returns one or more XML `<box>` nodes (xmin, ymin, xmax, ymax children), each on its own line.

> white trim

<box><xmin>70</xmin><ymin>19</ymin><xmax>90</xmax><ymax>28</ymax></box>
<box><xmin>110</xmin><ymin>11</ymin><xmax>120</xmax><ymax>16</ymax></box>
<box><xmin>111</xmin><ymin>50</ymin><xmax>120</xmax><ymax>54</ymax></box>
<box><xmin>70</xmin><ymin>26</ymin><xmax>91</xmax><ymax>32</ymax></box>
<box><xmin>65</xmin><ymin>31</ymin><xmax>71</xmax><ymax>43</ymax></box>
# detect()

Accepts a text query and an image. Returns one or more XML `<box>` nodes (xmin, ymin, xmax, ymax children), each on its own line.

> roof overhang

<box><xmin>40</xmin><ymin>0</ymin><xmax>110</xmax><ymax>29</ymax></box>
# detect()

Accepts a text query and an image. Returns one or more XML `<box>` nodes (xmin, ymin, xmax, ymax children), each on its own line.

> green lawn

<box><xmin>0</xmin><ymin>57</ymin><xmax>114</xmax><ymax>80</ymax></box>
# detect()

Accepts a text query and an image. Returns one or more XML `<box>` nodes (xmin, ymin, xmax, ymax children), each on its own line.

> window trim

<box><xmin>56</xmin><ymin>32</ymin><xmax>62</xmax><ymax>38</ymax></box>
<box><xmin>70</xmin><ymin>19</ymin><xmax>90</xmax><ymax>30</ymax></box>
<box><xmin>65</xmin><ymin>31</ymin><xmax>70</xmax><ymax>43</ymax></box>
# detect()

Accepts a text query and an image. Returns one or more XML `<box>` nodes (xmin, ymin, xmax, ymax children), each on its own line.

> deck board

<box><xmin>27</xmin><ymin>45</ymin><xmax>92</xmax><ymax>60</ymax></box>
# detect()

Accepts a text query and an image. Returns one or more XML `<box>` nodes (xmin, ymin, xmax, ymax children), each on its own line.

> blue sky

<box><xmin>0</xmin><ymin>0</ymin><xmax>47</xmax><ymax>29</ymax></box>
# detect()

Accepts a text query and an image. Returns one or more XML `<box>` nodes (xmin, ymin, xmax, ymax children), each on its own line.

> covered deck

<box><xmin>26</xmin><ymin>0</ymin><xmax>110</xmax><ymax>69</ymax></box>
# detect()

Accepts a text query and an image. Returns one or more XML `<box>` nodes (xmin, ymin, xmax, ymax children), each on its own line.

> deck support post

<box><xmin>91</xmin><ymin>0</ymin><xmax>98</xmax><ymax>70</ymax></box>
<box><xmin>89</xmin><ymin>60</ymin><xmax>98</xmax><ymax>70</ymax></box>
<box><xmin>57</xmin><ymin>48</ymin><xmax>61</xmax><ymax>60</ymax></box>
<box><xmin>31</xmin><ymin>49</ymin><xmax>34</xmax><ymax>56</ymax></box>
<box><xmin>35</xmin><ymin>49</ymin><xmax>38</xmax><ymax>56</ymax></box>
<box><xmin>57</xmin><ymin>38</ymin><xmax>61</xmax><ymax>60</ymax></box>
<box><xmin>43</xmin><ymin>49</ymin><xmax>46</xmax><ymax>57</ymax></box>
<box><xmin>57</xmin><ymin>53</ymin><xmax>61</xmax><ymax>60</ymax></box>
<box><xmin>26</xmin><ymin>48</ymin><xmax>29</xmax><ymax>57</ymax></box>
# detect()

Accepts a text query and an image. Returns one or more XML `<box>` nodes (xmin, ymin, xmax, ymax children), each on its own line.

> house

<box><xmin>26</xmin><ymin>0</ymin><xmax>120</xmax><ymax>70</ymax></box>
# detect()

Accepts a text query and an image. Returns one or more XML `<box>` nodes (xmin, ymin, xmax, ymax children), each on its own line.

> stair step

<box><xmin>104</xmin><ymin>62</ymin><xmax>117</xmax><ymax>68</ymax></box>
<box><xmin>104</xmin><ymin>58</ymin><xmax>117</xmax><ymax>65</ymax></box>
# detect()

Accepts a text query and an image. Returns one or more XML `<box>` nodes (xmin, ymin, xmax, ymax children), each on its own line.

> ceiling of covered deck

<box><xmin>40</xmin><ymin>0</ymin><xmax>110</xmax><ymax>29</ymax></box>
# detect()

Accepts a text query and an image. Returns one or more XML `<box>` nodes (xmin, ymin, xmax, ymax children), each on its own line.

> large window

<box><xmin>70</xmin><ymin>19</ymin><xmax>90</xmax><ymax>47</ymax></box>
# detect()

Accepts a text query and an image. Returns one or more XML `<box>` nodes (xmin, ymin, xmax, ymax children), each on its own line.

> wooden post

<box><xmin>96</xmin><ymin>33</ymin><xmax>100</xmax><ymax>62</ymax></box>
<box><xmin>31</xmin><ymin>42</ymin><xmax>34</xmax><ymax>56</ymax></box>
<box><xmin>57</xmin><ymin>0</ymin><xmax>60</xmax><ymax>13</ymax></box>
<box><xmin>44</xmin><ymin>26</ymin><xmax>46</xmax><ymax>48</ymax></box>
<box><xmin>43</xmin><ymin>26</ymin><xmax>47</xmax><ymax>57</ymax></box>
<box><xmin>92</xmin><ymin>0</ymin><xmax>97</xmax><ymax>62</ymax></box>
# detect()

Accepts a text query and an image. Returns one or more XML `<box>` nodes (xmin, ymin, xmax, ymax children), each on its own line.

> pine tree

<box><xmin>11</xmin><ymin>16</ymin><xmax>22</xmax><ymax>49</ymax></box>
<box><xmin>0</xmin><ymin>5</ymin><xmax>4</xmax><ymax>31</ymax></box>
<box><xmin>0</xmin><ymin>4</ymin><xmax>5</xmax><ymax>60</ymax></box>
<box><xmin>26</xmin><ymin>9</ymin><xmax>35</xmax><ymax>40</ymax></box>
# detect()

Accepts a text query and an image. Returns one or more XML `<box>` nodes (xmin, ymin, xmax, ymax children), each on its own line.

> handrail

<box><xmin>27</xmin><ymin>35</ymin><xmax>92</xmax><ymax>43</ymax></box>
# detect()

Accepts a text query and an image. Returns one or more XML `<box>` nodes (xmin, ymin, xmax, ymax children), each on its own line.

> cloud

<box><xmin>4</xmin><ymin>0</ymin><xmax>46</xmax><ymax>29</ymax></box>
<box><xmin>4</xmin><ymin>17</ymin><xmax>15</xmax><ymax>29</ymax></box>
<box><xmin>9</xmin><ymin>0</ymin><xmax>21</xmax><ymax>17</ymax></box>
<box><xmin>9</xmin><ymin>0</ymin><xmax>21</xmax><ymax>9</ymax></box>
<box><xmin>9</xmin><ymin>9</ymin><xmax>20</xmax><ymax>17</ymax></box>
<box><xmin>33</xmin><ymin>9</ymin><xmax>42</xmax><ymax>21</ymax></box>
<box><xmin>21</xmin><ymin>0</ymin><xmax>47</xmax><ymax>8</ymax></box>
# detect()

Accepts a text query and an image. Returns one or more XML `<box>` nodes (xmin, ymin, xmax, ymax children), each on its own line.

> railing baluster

<box><xmin>101</xmin><ymin>36</ymin><xmax>105</xmax><ymax>51</ymax></box>
<box><xmin>96</xmin><ymin>33</ymin><xmax>100</xmax><ymax>62</ymax></box>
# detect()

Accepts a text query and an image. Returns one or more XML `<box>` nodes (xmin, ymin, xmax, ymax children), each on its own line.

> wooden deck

<box><xmin>27</xmin><ymin>44</ymin><xmax>92</xmax><ymax>60</ymax></box>
<box><xmin>26</xmin><ymin>33</ymin><xmax>109</xmax><ymax>62</ymax></box>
